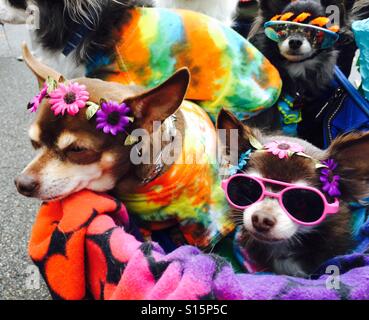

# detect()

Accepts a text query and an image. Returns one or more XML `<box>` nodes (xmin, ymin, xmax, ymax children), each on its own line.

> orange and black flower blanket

<box><xmin>28</xmin><ymin>190</ymin><xmax>369</xmax><ymax>300</ymax></box>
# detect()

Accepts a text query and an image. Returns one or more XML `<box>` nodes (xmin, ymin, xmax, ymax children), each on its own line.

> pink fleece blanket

<box><xmin>28</xmin><ymin>190</ymin><xmax>369</xmax><ymax>300</ymax></box>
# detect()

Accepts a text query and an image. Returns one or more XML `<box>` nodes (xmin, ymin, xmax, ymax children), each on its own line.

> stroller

<box><xmin>320</xmin><ymin>18</ymin><xmax>369</xmax><ymax>148</ymax></box>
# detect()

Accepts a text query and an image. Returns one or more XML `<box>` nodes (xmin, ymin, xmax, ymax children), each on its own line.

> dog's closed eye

<box><xmin>64</xmin><ymin>145</ymin><xmax>101</xmax><ymax>164</ymax></box>
<box><xmin>67</xmin><ymin>145</ymin><xmax>88</xmax><ymax>153</ymax></box>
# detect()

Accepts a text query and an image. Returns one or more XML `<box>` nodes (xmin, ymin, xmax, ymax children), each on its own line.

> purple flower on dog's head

<box><xmin>28</xmin><ymin>83</ymin><xmax>48</xmax><ymax>113</ymax></box>
<box><xmin>320</xmin><ymin>159</ymin><xmax>341</xmax><ymax>197</ymax></box>
<box><xmin>96</xmin><ymin>101</ymin><xmax>131</xmax><ymax>136</ymax></box>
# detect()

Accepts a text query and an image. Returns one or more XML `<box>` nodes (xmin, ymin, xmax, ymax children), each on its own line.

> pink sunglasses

<box><xmin>221</xmin><ymin>174</ymin><xmax>340</xmax><ymax>226</ymax></box>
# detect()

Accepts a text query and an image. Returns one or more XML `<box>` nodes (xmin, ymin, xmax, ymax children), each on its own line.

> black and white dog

<box><xmin>0</xmin><ymin>0</ymin><xmax>28</xmax><ymax>24</ymax></box>
<box><xmin>250</xmin><ymin>0</ymin><xmax>343</xmax><ymax>106</ymax></box>
<box><xmin>247</xmin><ymin>0</ymin><xmax>356</xmax><ymax>146</ymax></box>
<box><xmin>0</xmin><ymin>0</ymin><xmax>115</xmax><ymax>76</ymax></box>
<box><xmin>0</xmin><ymin>0</ymin><xmax>240</xmax><ymax>77</ymax></box>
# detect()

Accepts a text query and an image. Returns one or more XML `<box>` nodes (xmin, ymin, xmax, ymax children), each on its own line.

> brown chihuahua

<box><xmin>15</xmin><ymin>44</ymin><xmax>233</xmax><ymax>249</ymax></box>
<box><xmin>217</xmin><ymin>109</ymin><xmax>369</xmax><ymax>277</ymax></box>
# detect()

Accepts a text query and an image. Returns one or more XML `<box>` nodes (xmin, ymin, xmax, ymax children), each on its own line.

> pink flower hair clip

<box><xmin>28</xmin><ymin>82</ymin><xmax>48</xmax><ymax>113</ymax></box>
<box><xmin>28</xmin><ymin>77</ymin><xmax>89</xmax><ymax>116</ymax></box>
<box><xmin>265</xmin><ymin>140</ymin><xmax>305</xmax><ymax>159</ymax></box>
<box><xmin>49</xmin><ymin>82</ymin><xmax>90</xmax><ymax>116</ymax></box>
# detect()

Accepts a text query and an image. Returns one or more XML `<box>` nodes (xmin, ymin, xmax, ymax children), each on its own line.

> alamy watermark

<box><xmin>24</xmin><ymin>265</ymin><xmax>41</xmax><ymax>290</ymax></box>
<box><xmin>325</xmin><ymin>265</ymin><xmax>341</xmax><ymax>290</ymax></box>
<box><xmin>128</xmin><ymin>124</ymin><xmax>239</xmax><ymax>172</ymax></box>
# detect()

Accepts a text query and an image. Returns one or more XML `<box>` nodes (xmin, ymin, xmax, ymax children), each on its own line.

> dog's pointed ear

<box><xmin>124</xmin><ymin>68</ymin><xmax>190</xmax><ymax>132</ymax></box>
<box><xmin>22</xmin><ymin>43</ymin><xmax>64</xmax><ymax>88</ymax></box>
<box><xmin>216</xmin><ymin>108</ymin><xmax>259</xmax><ymax>155</ymax></box>
<box><xmin>326</xmin><ymin>131</ymin><xmax>369</xmax><ymax>201</ymax></box>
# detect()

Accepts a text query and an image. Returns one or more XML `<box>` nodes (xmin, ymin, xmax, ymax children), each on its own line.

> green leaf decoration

<box><xmin>296</xmin><ymin>152</ymin><xmax>313</xmax><ymax>159</ymax></box>
<box><xmin>287</xmin><ymin>150</ymin><xmax>295</xmax><ymax>158</ymax></box>
<box><xmin>86</xmin><ymin>102</ymin><xmax>100</xmax><ymax>120</ymax></box>
<box><xmin>315</xmin><ymin>163</ymin><xmax>328</xmax><ymax>169</ymax></box>
<box><xmin>46</xmin><ymin>76</ymin><xmax>58</xmax><ymax>94</ymax></box>
<box><xmin>249</xmin><ymin>136</ymin><xmax>264</xmax><ymax>150</ymax></box>
<box><xmin>124</xmin><ymin>134</ymin><xmax>139</xmax><ymax>146</ymax></box>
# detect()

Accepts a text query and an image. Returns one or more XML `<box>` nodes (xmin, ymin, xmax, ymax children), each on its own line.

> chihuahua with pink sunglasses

<box><xmin>217</xmin><ymin>109</ymin><xmax>369</xmax><ymax>277</ymax></box>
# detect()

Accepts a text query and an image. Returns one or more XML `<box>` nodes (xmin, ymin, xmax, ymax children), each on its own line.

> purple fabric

<box><xmin>145</xmin><ymin>244</ymin><xmax>369</xmax><ymax>300</ymax></box>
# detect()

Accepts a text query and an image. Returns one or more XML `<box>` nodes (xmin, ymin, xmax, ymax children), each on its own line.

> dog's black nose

<box><xmin>15</xmin><ymin>174</ymin><xmax>39</xmax><ymax>197</ymax></box>
<box><xmin>252</xmin><ymin>212</ymin><xmax>276</xmax><ymax>233</ymax></box>
<box><xmin>289</xmin><ymin>39</ymin><xmax>303</xmax><ymax>50</ymax></box>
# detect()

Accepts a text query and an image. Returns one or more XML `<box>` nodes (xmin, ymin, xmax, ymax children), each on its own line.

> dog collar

<box><xmin>63</xmin><ymin>24</ymin><xmax>91</xmax><ymax>57</ymax></box>
<box><xmin>62</xmin><ymin>1</ymin><xmax>102</xmax><ymax>57</ymax></box>
<box><xmin>139</xmin><ymin>114</ymin><xmax>178</xmax><ymax>185</ymax></box>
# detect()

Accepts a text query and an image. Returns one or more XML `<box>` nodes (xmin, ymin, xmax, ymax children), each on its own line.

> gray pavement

<box><xmin>0</xmin><ymin>24</ymin><xmax>50</xmax><ymax>300</ymax></box>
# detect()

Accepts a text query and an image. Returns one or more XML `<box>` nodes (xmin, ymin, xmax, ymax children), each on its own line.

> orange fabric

<box><xmin>28</xmin><ymin>201</ymin><xmax>62</xmax><ymax>262</ymax></box>
<box><xmin>44</xmin><ymin>229</ymin><xmax>86</xmax><ymax>300</ymax></box>
<box><xmin>28</xmin><ymin>190</ymin><xmax>130</xmax><ymax>300</ymax></box>
<box><xmin>173</xmin><ymin>10</ymin><xmax>223</xmax><ymax>101</ymax></box>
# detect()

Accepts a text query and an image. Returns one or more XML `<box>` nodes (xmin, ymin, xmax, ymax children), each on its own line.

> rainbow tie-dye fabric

<box><xmin>120</xmin><ymin>101</ymin><xmax>234</xmax><ymax>249</ymax></box>
<box><xmin>86</xmin><ymin>8</ymin><xmax>282</xmax><ymax>121</ymax></box>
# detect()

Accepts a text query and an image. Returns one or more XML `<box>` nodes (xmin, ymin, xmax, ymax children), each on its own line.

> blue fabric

<box><xmin>353</xmin><ymin>18</ymin><xmax>369</xmax><ymax>102</ymax></box>
<box><xmin>323</xmin><ymin>66</ymin><xmax>369</xmax><ymax>148</ymax></box>
<box><xmin>62</xmin><ymin>24</ymin><xmax>91</xmax><ymax>57</ymax></box>
<box><xmin>277</xmin><ymin>94</ymin><xmax>302</xmax><ymax>136</ymax></box>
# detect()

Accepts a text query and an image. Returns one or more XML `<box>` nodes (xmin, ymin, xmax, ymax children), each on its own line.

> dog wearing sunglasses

<box><xmin>217</xmin><ymin>109</ymin><xmax>369</xmax><ymax>277</ymax></box>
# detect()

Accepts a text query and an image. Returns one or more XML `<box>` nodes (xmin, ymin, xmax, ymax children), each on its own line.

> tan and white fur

<box><xmin>15</xmin><ymin>44</ymin><xmax>190</xmax><ymax>202</ymax></box>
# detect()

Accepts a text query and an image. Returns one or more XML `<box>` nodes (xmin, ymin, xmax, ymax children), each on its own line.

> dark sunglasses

<box><xmin>221</xmin><ymin>174</ymin><xmax>339</xmax><ymax>226</ymax></box>
<box><xmin>264</xmin><ymin>21</ymin><xmax>339</xmax><ymax>50</ymax></box>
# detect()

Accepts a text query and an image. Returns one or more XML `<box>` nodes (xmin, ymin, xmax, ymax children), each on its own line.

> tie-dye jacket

<box><xmin>86</xmin><ymin>8</ymin><xmax>282</xmax><ymax>121</ymax></box>
<box><xmin>121</xmin><ymin>101</ymin><xmax>234</xmax><ymax>249</ymax></box>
